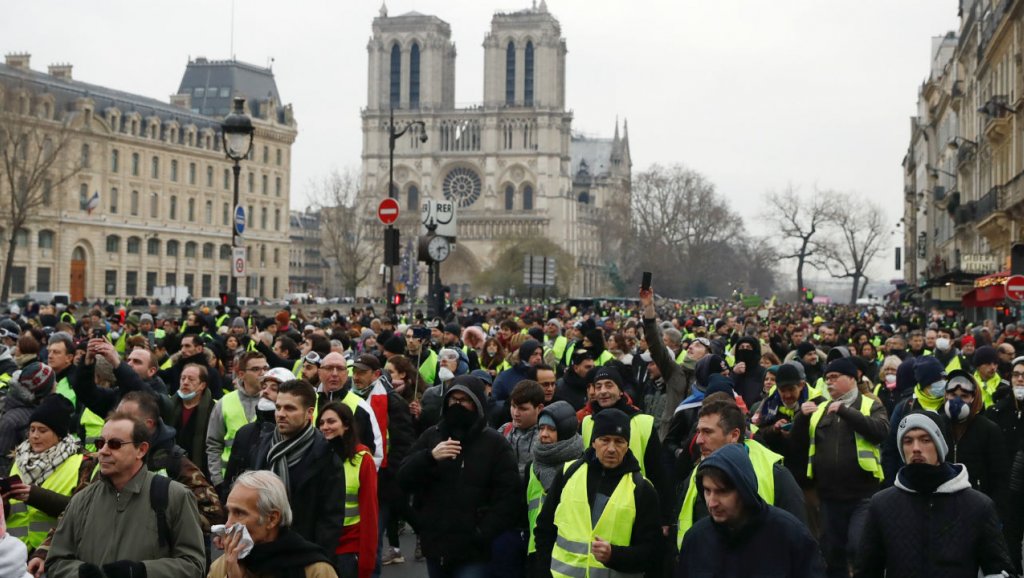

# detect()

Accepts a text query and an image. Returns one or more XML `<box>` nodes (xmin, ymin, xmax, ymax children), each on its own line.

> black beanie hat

<box><xmin>796</xmin><ymin>342</ymin><xmax>817</xmax><ymax>358</ymax></box>
<box><xmin>30</xmin><ymin>394</ymin><xmax>75</xmax><ymax>439</ymax></box>
<box><xmin>592</xmin><ymin>408</ymin><xmax>630</xmax><ymax>442</ymax></box>
<box><xmin>825</xmin><ymin>358</ymin><xmax>859</xmax><ymax>378</ymax></box>
<box><xmin>592</xmin><ymin>366</ymin><xmax>623</xmax><ymax>389</ymax></box>
<box><xmin>518</xmin><ymin>339</ymin><xmax>543</xmax><ymax>362</ymax></box>
<box><xmin>973</xmin><ymin>345</ymin><xmax>999</xmax><ymax>367</ymax></box>
<box><xmin>383</xmin><ymin>334</ymin><xmax>407</xmax><ymax>355</ymax></box>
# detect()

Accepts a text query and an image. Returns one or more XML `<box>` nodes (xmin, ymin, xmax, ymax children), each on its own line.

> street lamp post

<box><xmin>386</xmin><ymin>106</ymin><xmax>427</xmax><ymax>313</ymax></box>
<box><xmin>221</xmin><ymin>97</ymin><xmax>254</xmax><ymax>303</ymax></box>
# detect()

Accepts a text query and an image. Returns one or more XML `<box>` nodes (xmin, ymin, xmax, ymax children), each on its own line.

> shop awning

<box><xmin>963</xmin><ymin>270</ymin><xmax>1010</xmax><ymax>307</ymax></box>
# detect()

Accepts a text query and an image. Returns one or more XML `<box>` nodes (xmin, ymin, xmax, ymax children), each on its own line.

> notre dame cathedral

<box><xmin>360</xmin><ymin>1</ymin><xmax>631</xmax><ymax>298</ymax></box>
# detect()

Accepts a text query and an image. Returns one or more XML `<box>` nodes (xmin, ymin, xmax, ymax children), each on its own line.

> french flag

<box><xmin>85</xmin><ymin>190</ymin><xmax>100</xmax><ymax>214</ymax></box>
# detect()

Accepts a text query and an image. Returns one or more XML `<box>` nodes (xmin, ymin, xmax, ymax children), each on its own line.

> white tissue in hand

<box><xmin>211</xmin><ymin>524</ymin><xmax>255</xmax><ymax>559</ymax></box>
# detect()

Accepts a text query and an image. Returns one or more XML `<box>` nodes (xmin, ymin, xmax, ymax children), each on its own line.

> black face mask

<box><xmin>445</xmin><ymin>403</ymin><xmax>477</xmax><ymax>431</ymax></box>
<box><xmin>735</xmin><ymin>349</ymin><xmax>759</xmax><ymax>368</ymax></box>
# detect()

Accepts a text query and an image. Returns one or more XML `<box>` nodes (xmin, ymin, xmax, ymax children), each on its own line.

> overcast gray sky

<box><xmin>5</xmin><ymin>0</ymin><xmax>960</xmax><ymax>286</ymax></box>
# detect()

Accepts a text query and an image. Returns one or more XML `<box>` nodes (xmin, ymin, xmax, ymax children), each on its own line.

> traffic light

<box><xmin>392</xmin><ymin>293</ymin><xmax>405</xmax><ymax>306</ymax></box>
<box><xmin>384</xmin><ymin>228</ymin><xmax>400</xmax><ymax>266</ymax></box>
<box><xmin>219</xmin><ymin>292</ymin><xmax>237</xmax><ymax>308</ymax></box>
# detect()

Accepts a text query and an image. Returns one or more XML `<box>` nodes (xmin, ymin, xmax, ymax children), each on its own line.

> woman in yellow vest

<box><xmin>319</xmin><ymin>401</ymin><xmax>378</xmax><ymax>578</ymax></box>
<box><xmin>3</xmin><ymin>394</ymin><xmax>83</xmax><ymax>550</ymax></box>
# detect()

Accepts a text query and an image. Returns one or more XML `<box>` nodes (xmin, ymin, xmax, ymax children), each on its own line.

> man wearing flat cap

<box><xmin>534</xmin><ymin>408</ymin><xmax>662</xmax><ymax>578</ymax></box>
<box><xmin>793</xmin><ymin>357</ymin><xmax>889</xmax><ymax>578</ymax></box>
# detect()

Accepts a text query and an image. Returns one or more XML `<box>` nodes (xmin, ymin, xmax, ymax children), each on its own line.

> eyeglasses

<box><xmin>320</xmin><ymin>365</ymin><xmax>346</xmax><ymax>373</ymax></box>
<box><xmin>303</xmin><ymin>352</ymin><xmax>321</xmax><ymax>366</ymax></box>
<box><xmin>1012</xmin><ymin>372</ymin><xmax>1024</xmax><ymax>379</ymax></box>
<box><xmin>245</xmin><ymin>365</ymin><xmax>270</xmax><ymax>373</ymax></box>
<box><xmin>96</xmin><ymin>438</ymin><xmax>138</xmax><ymax>451</ymax></box>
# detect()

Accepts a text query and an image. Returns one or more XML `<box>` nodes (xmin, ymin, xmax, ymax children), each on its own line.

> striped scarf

<box><xmin>266</xmin><ymin>424</ymin><xmax>316</xmax><ymax>497</ymax></box>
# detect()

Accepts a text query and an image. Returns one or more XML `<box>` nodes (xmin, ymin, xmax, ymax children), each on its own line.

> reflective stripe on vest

<box><xmin>220</xmin><ymin>391</ymin><xmax>255</xmax><ymax>477</ymax></box>
<box><xmin>527</xmin><ymin>462</ymin><xmax>575</xmax><ymax>555</ymax></box>
<box><xmin>8</xmin><ymin>453</ymin><xmax>83</xmax><ymax>549</ymax></box>
<box><xmin>80</xmin><ymin>408</ymin><xmax>105</xmax><ymax>452</ymax></box>
<box><xmin>807</xmin><ymin>395</ymin><xmax>882</xmax><ymax>481</ymax></box>
<box><xmin>292</xmin><ymin>358</ymin><xmax>304</xmax><ymax>377</ymax></box>
<box><xmin>547</xmin><ymin>336</ymin><xmax>568</xmax><ymax>364</ymax></box>
<box><xmin>342</xmin><ymin>450</ymin><xmax>369</xmax><ymax>526</ymax></box>
<box><xmin>551</xmin><ymin>462</ymin><xmax>639</xmax><ymax>578</ymax></box>
<box><xmin>676</xmin><ymin>440</ymin><xmax>781</xmax><ymax>548</ymax></box>
<box><xmin>581</xmin><ymin>413</ymin><xmax>654</xmax><ymax>477</ymax></box>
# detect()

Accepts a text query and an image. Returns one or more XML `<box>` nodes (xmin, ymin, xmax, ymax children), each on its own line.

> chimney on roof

<box><xmin>48</xmin><ymin>63</ymin><xmax>72</xmax><ymax>81</ymax></box>
<box><xmin>5</xmin><ymin>53</ymin><xmax>30</xmax><ymax>70</ymax></box>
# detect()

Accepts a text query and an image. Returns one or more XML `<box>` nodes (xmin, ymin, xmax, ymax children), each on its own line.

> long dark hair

<box><xmin>320</xmin><ymin>401</ymin><xmax>359</xmax><ymax>462</ymax></box>
<box><xmin>386</xmin><ymin>354</ymin><xmax>426</xmax><ymax>402</ymax></box>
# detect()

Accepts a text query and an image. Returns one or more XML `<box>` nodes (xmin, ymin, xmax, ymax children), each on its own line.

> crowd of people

<box><xmin>0</xmin><ymin>290</ymin><xmax>1019</xmax><ymax>577</ymax></box>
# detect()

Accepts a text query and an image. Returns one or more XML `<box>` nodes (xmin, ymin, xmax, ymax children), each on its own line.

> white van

<box><xmin>26</xmin><ymin>292</ymin><xmax>71</xmax><ymax>305</ymax></box>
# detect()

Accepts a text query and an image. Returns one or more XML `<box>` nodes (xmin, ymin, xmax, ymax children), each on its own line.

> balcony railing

<box><xmin>975</xmin><ymin>186</ymin><xmax>1003</xmax><ymax>221</ymax></box>
<box><xmin>954</xmin><ymin>201</ymin><xmax>976</xmax><ymax>226</ymax></box>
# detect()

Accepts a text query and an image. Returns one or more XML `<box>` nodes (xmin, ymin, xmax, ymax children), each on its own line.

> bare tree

<box><xmin>0</xmin><ymin>107</ymin><xmax>83</xmax><ymax>303</ymax></box>
<box><xmin>760</xmin><ymin>186</ymin><xmax>836</xmax><ymax>298</ymax></box>
<box><xmin>310</xmin><ymin>169</ymin><xmax>377</xmax><ymax>298</ymax></box>
<box><xmin>630</xmin><ymin>164</ymin><xmax>749</xmax><ymax>297</ymax></box>
<box><xmin>815</xmin><ymin>195</ymin><xmax>887</xmax><ymax>304</ymax></box>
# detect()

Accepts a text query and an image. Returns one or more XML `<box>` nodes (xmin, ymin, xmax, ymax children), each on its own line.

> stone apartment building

<box><xmin>0</xmin><ymin>54</ymin><xmax>295</xmax><ymax>302</ymax></box>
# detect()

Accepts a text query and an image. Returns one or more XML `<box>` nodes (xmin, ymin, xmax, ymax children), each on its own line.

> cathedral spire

<box><xmin>613</xmin><ymin>116</ymin><xmax>620</xmax><ymax>143</ymax></box>
<box><xmin>379</xmin><ymin>1</ymin><xmax>388</xmax><ymax>17</ymax></box>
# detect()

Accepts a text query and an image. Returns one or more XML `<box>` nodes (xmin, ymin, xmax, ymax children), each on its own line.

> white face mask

<box><xmin>438</xmin><ymin>367</ymin><xmax>455</xmax><ymax>382</ymax></box>
<box><xmin>884</xmin><ymin>374</ymin><xmax>897</xmax><ymax>388</ymax></box>
<box><xmin>257</xmin><ymin>397</ymin><xmax>276</xmax><ymax>412</ymax></box>
<box><xmin>935</xmin><ymin>338</ymin><xmax>951</xmax><ymax>352</ymax></box>
<box><xmin>1014</xmin><ymin>386</ymin><xmax>1024</xmax><ymax>401</ymax></box>
<box><xmin>929</xmin><ymin>380</ymin><xmax>947</xmax><ymax>397</ymax></box>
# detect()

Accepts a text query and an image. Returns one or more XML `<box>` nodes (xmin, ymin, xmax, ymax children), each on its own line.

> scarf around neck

<box><xmin>15</xmin><ymin>435</ymin><xmax>80</xmax><ymax>487</ymax></box>
<box><xmin>243</xmin><ymin>528</ymin><xmax>331</xmax><ymax>578</ymax></box>
<box><xmin>531</xmin><ymin>434</ymin><xmax>584</xmax><ymax>490</ymax></box>
<box><xmin>267</xmin><ymin>424</ymin><xmax>316</xmax><ymax>497</ymax></box>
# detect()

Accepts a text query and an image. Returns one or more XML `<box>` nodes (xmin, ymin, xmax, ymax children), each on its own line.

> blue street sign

<box><xmin>234</xmin><ymin>206</ymin><xmax>245</xmax><ymax>236</ymax></box>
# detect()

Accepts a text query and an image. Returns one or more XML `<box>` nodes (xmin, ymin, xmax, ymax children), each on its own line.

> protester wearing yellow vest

<box><xmin>534</xmin><ymin>408</ymin><xmax>662</xmax><ymax>578</ymax></box>
<box><xmin>5</xmin><ymin>395</ymin><xmax>83</xmax><ymax>550</ymax></box>
<box><xmin>580</xmin><ymin>367</ymin><xmax>664</xmax><ymax>489</ymax></box>
<box><xmin>677</xmin><ymin>398</ymin><xmax>806</xmax><ymax>549</ymax></box>
<box><xmin>972</xmin><ymin>345</ymin><xmax>1008</xmax><ymax>408</ymax></box>
<box><xmin>524</xmin><ymin>401</ymin><xmax>583</xmax><ymax>562</ymax></box>
<box><xmin>406</xmin><ymin>326</ymin><xmax>439</xmax><ymax>386</ymax></box>
<box><xmin>795</xmin><ymin>357</ymin><xmax>888</xmax><ymax>578</ymax></box>
<box><xmin>205</xmin><ymin>352</ymin><xmax>270</xmax><ymax>487</ymax></box>
<box><xmin>318</xmin><ymin>401</ymin><xmax>379</xmax><ymax>578</ymax></box>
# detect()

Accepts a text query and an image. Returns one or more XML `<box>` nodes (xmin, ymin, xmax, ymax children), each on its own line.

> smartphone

<box><xmin>641</xmin><ymin>271</ymin><xmax>652</xmax><ymax>292</ymax></box>
<box><xmin>0</xmin><ymin>474</ymin><xmax>21</xmax><ymax>493</ymax></box>
<box><xmin>92</xmin><ymin>328</ymin><xmax>105</xmax><ymax>340</ymax></box>
<box><xmin>780</xmin><ymin>422</ymin><xmax>793</xmax><ymax>431</ymax></box>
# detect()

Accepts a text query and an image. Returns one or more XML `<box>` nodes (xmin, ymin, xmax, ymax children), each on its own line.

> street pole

<box><xmin>387</xmin><ymin>107</ymin><xmax>396</xmax><ymax>315</ymax></box>
<box><xmin>385</xmin><ymin>106</ymin><xmax>427</xmax><ymax>315</ymax></box>
<box><xmin>231</xmin><ymin>161</ymin><xmax>240</xmax><ymax>298</ymax></box>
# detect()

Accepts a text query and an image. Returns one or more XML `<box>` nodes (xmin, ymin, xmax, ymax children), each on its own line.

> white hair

<box><xmin>234</xmin><ymin>470</ymin><xmax>293</xmax><ymax>527</ymax></box>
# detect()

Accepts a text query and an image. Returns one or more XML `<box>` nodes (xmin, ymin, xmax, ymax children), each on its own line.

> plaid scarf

<box><xmin>14</xmin><ymin>435</ymin><xmax>80</xmax><ymax>487</ymax></box>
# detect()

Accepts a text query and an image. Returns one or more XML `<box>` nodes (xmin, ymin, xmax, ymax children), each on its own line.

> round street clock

<box><xmin>427</xmin><ymin>236</ymin><xmax>452</xmax><ymax>262</ymax></box>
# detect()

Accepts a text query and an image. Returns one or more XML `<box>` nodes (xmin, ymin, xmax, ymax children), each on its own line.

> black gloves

<box><xmin>78</xmin><ymin>563</ymin><xmax>105</xmax><ymax>578</ymax></box>
<box><xmin>102</xmin><ymin>560</ymin><xmax>147</xmax><ymax>578</ymax></box>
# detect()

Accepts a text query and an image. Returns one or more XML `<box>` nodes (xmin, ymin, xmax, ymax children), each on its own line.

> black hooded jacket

<box><xmin>675</xmin><ymin>444</ymin><xmax>825</xmax><ymax>577</ymax></box>
<box><xmin>731</xmin><ymin>337</ymin><xmax>767</xmax><ymax>408</ymax></box>
<box><xmin>533</xmin><ymin>449</ymin><xmax>663</xmax><ymax>577</ymax></box>
<box><xmin>399</xmin><ymin>375</ymin><xmax>521</xmax><ymax>565</ymax></box>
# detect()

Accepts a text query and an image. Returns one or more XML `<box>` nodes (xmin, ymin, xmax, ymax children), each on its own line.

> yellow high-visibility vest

<box><xmin>581</xmin><ymin>413</ymin><xmax>654</xmax><ymax>477</ymax></box>
<box><xmin>807</xmin><ymin>395</ymin><xmax>882</xmax><ymax>481</ymax></box>
<box><xmin>8</xmin><ymin>453</ymin><xmax>83</xmax><ymax>549</ymax></box>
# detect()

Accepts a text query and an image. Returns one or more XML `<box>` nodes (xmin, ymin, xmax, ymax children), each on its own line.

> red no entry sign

<box><xmin>378</xmin><ymin>198</ymin><xmax>400</xmax><ymax>225</ymax></box>
<box><xmin>1007</xmin><ymin>275</ymin><xmax>1024</xmax><ymax>301</ymax></box>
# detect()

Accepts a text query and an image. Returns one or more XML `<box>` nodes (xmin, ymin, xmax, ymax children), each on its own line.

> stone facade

<box><xmin>902</xmin><ymin>0</ymin><xmax>1024</xmax><ymax>308</ymax></box>
<box><xmin>360</xmin><ymin>2</ymin><xmax>630</xmax><ymax>298</ymax></box>
<box><xmin>0</xmin><ymin>54</ymin><xmax>295</xmax><ymax>302</ymax></box>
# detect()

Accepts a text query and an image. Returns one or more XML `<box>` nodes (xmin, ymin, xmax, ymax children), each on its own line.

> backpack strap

<box><xmin>150</xmin><ymin>473</ymin><xmax>173</xmax><ymax>549</ymax></box>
